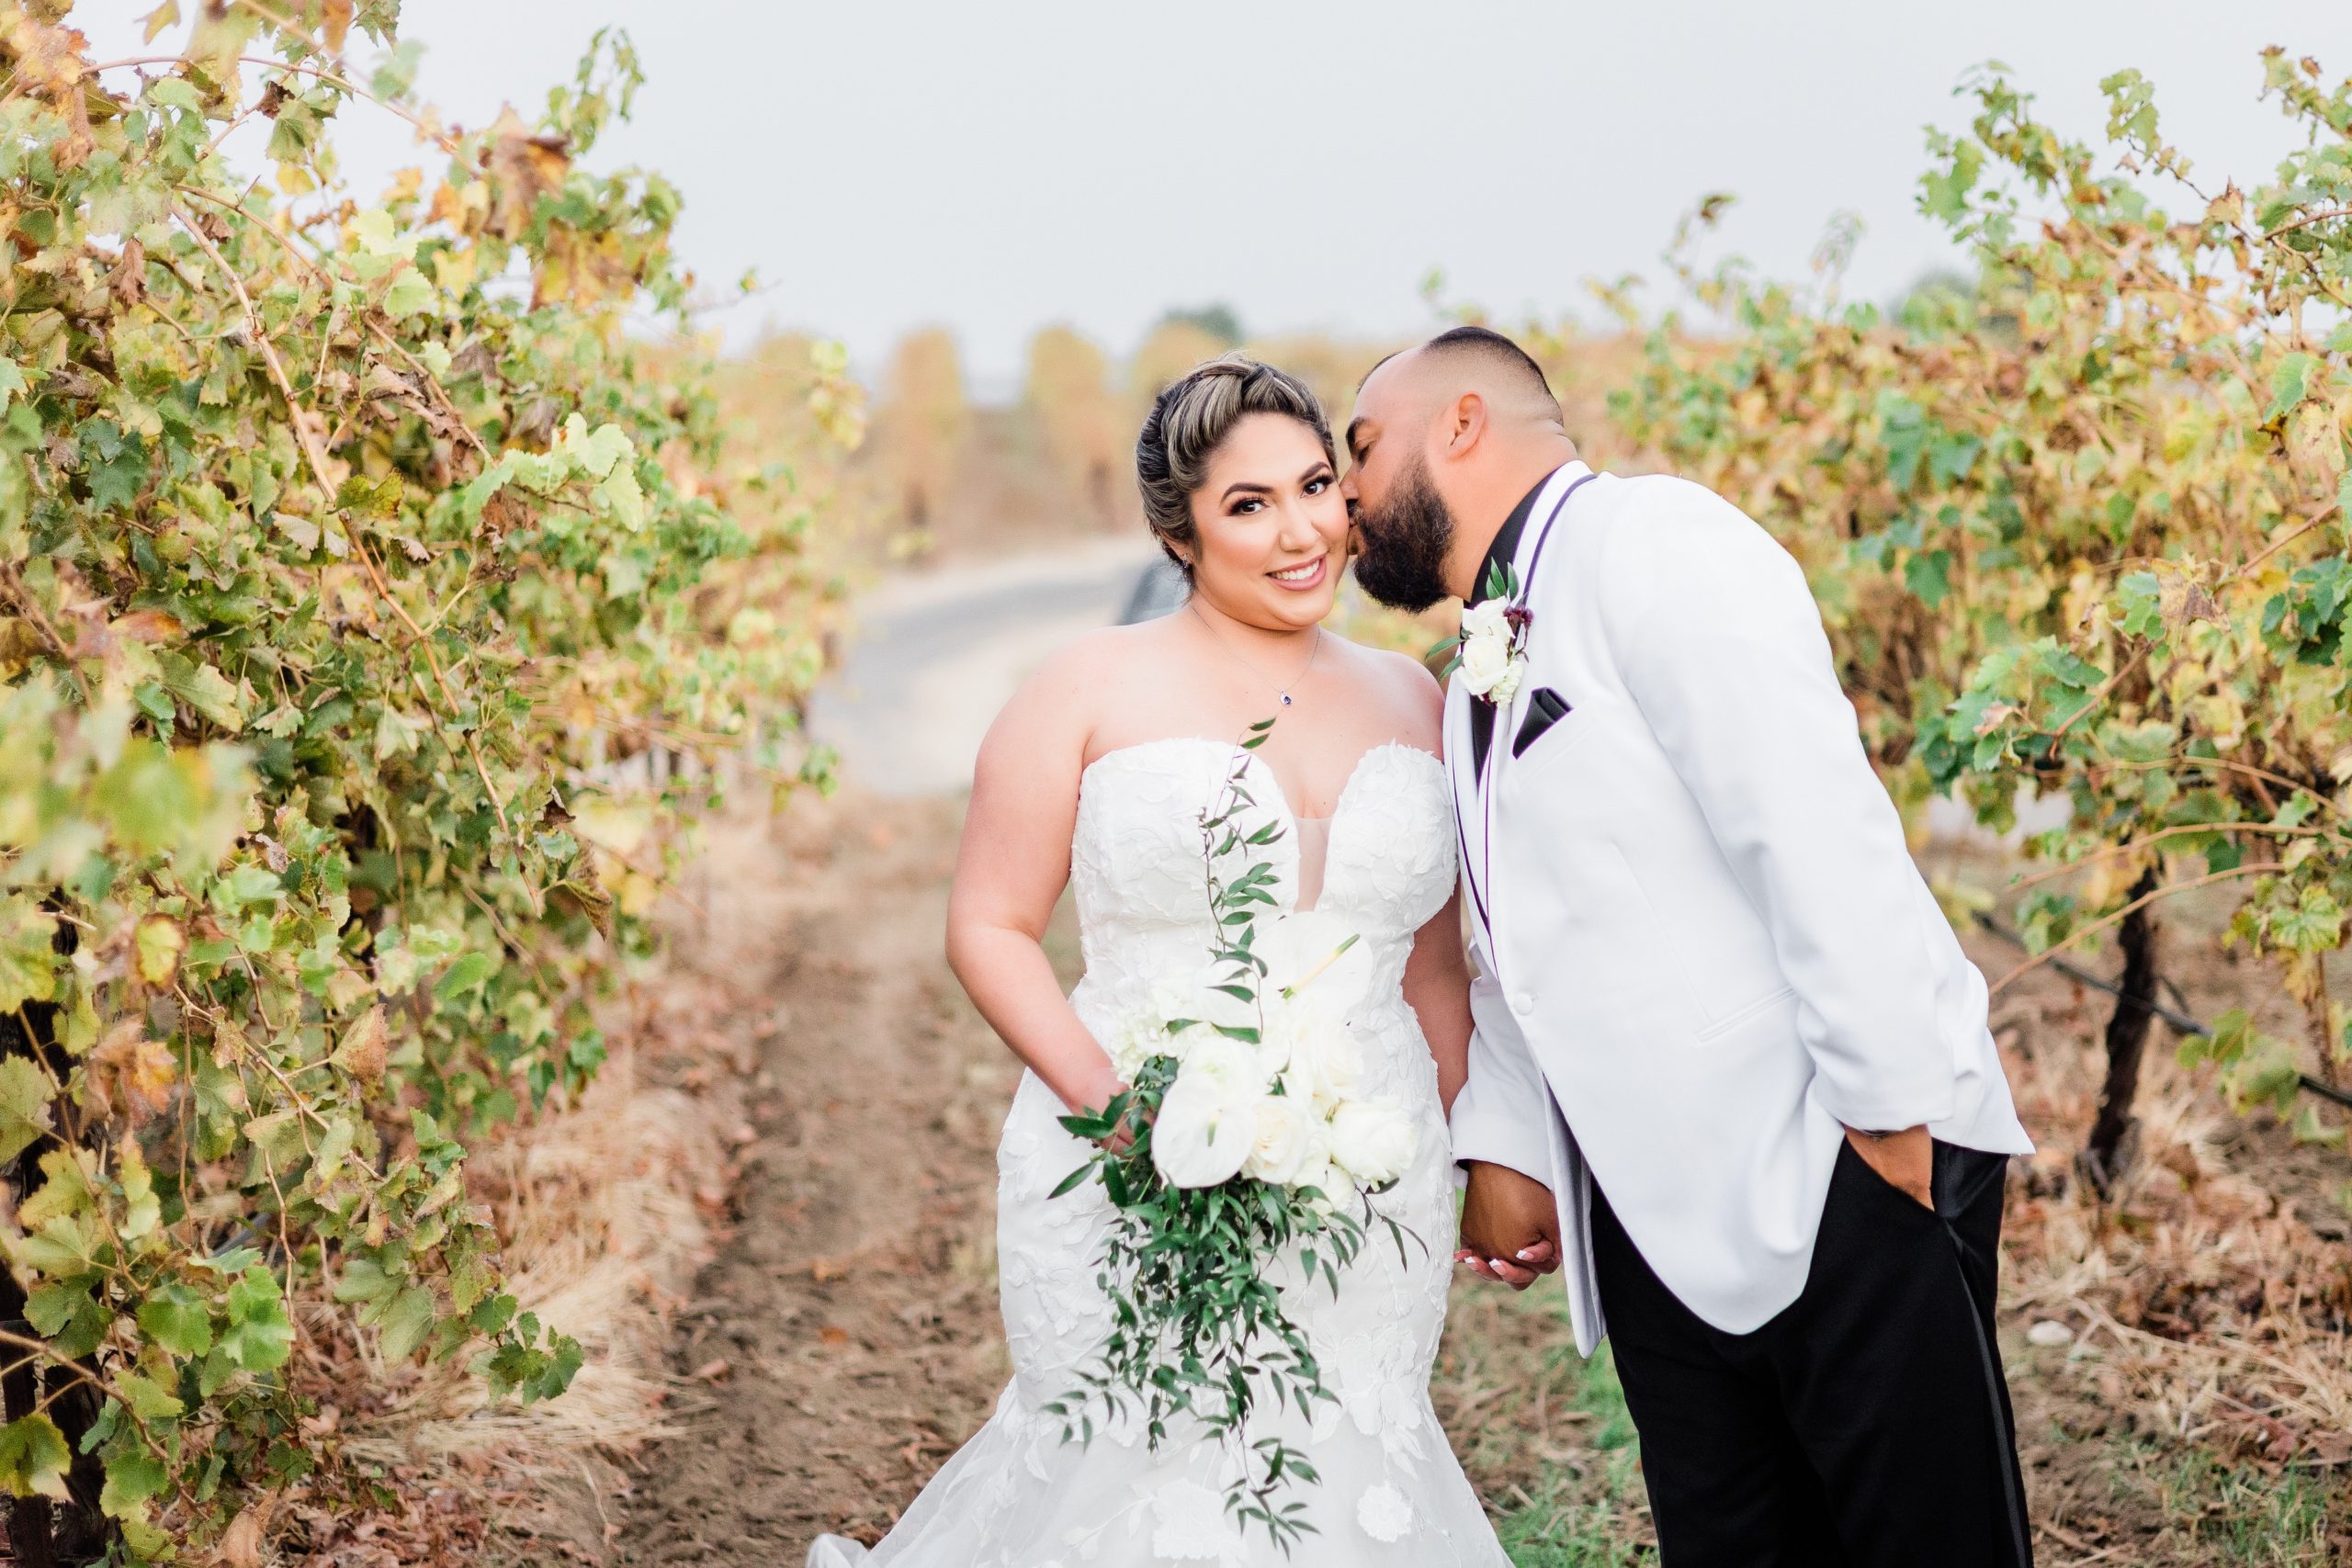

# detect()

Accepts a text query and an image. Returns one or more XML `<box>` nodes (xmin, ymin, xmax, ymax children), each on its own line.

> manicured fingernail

<box><xmin>1516</xmin><ymin>1248</ymin><xmax>1539</xmax><ymax>1260</ymax></box>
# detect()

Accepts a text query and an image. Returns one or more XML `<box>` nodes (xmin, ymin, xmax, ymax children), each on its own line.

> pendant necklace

<box><xmin>1189</xmin><ymin>603</ymin><xmax>1322</xmax><ymax>708</ymax></box>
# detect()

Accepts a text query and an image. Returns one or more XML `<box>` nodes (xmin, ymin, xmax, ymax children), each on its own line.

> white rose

<box><xmin>1328</xmin><ymin>1099</ymin><xmax>1418</xmax><ymax>1185</ymax></box>
<box><xmin>1458</xmin><ymin>599</ymin><xmax>1510</xmax><ymax>642</ymax></box>
<box><xmin>1151</xmin><ymin>1071</ymin><xmax>1258</xmax><ymax>1189</ymax></box>
<box><xmin>1485</xmin><ymin>660</ymin><xmax>1525</xmax><ymax>706</ymax></box>
<box><xmin>1290</xmin><ymin>1147</ymin><xmax>1343</xmax><ymax>1211</ymax></box>
<box><xmin>1177</xmin><ymin>1035</ymin><xmax>1261</xmax><ymax>1099</ymax></box>
<box><xmin>1240</xmin><ymin>1093</ymin><xmax>1315</xmax><ymax>1184</ymax></box>
<box><xmin>1266</xmin><ymin>1003</ymin><xmax>1360</xmax><ymax>1111</ymax></box>
<box><xmin>1456</xmin><ymin>631</ymin><xmax>1510</xmax><ymax>696</ymax></box>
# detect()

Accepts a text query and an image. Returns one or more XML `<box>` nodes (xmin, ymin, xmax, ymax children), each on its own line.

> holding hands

<box><xmin>1454</xmin><ymin>1160</ymin><xmax>1561</xmax><ymax>1290</ymax></box>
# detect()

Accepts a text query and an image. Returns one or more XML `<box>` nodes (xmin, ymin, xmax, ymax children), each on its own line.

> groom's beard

<box><xmin>1350</xmin><ymin>454</ymin><xmax>1458</xmax><ymax>613</ymax></box>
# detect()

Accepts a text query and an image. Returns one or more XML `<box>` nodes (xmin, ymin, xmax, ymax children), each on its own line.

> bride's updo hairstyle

<box><xmin>1135</xmin><ymin>354</ymin><xmax>1338</xmax><ymax>581</ymax></box>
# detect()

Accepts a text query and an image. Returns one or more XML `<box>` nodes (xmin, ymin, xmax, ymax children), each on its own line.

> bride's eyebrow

<box><xmin>1221</xmin><ymin>479</ymin><xmax>1274</xmax><ymax>503</ymax></box>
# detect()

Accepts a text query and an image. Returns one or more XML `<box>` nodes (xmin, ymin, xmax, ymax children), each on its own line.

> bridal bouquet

<box><xmin>1049</xmin><ymin>718</ymin><xmax>1419</xmax><ymax>1551</ymax></box>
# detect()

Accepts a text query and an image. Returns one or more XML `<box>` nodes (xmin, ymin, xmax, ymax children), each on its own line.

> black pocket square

<box><xmin>1511</xmin><ymin>687</ymin><xmax>1572</xmax><ymax>758</ymax></box>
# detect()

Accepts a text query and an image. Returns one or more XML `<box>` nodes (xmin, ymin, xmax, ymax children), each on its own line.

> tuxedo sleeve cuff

<box><xmin>1812</xmin><ymin>1077</ymin><xmax>1957</xmax><ymax>1134</ymax></box>
<box><xmin>1449</xmin><ymin>1110</ymin><xmax>1552</xmax><ymax>1191</ymax></box>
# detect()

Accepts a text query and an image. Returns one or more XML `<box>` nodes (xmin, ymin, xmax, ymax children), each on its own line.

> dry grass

<box><xmin>255</xmin><ymin>807</ymin><xmax>776</xmax><ymax>1566</ymax></box>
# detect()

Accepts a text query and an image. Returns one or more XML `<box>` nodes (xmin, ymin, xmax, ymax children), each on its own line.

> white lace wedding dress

<box><xmin>808</xmin><ymin>737</ymin><xmax>1510</xmax><ymax>1567</ymax></box>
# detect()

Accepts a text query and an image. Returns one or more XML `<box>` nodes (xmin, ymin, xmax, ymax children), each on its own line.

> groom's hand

<box><xmin>1456</xmin><ymin>1161</ymin><xmax>1560</xmax><ymax>1291</ymax></box>
<box><xmin>1844</xmin><ymin>1123</ymin><xmax>1934</xmax><ymax>1208</ymax></box>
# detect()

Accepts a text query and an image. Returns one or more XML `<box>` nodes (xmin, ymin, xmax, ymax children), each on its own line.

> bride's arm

<box><xmin>1404</xmin><ymin>892</ymin><xmax>1476</xmax><ymax>1115</ymax></box>
<box><xmin>945</xmin><ymin>646</ymin><xmax>1122</xmax><ymax>1120</ymax></box>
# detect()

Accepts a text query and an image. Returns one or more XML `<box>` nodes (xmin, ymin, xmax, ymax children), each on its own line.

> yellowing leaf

<box><xmin>0</xmin><ymin>1414</ymin><xmax>72</xmax><ymax>1501</ymax></box>
<box><xmin>133</xmin><ymin>914</ymin><xmax>183</xmax><ymax>986</ymax></box>
<box><xmin>0</xmin><ymin>1058</ymin><xmax>54</xmax><ymax>1165</ymax></box>
<box><xmin>0</xmin><ymin>897</ymin><xmax>58</xmax><ymax>1012</ymax></box>
<box><xmin>333</xmin><ymin>1006</ymin><xmax>388</xmax><ymax>1084</ymax></box>
<box><xmin>116</xmin><ymin>1371</ymin><xmax>184</xmax><ymax>1422</ymax></box>
<box><xmin>117</xmin><ymin>1139</ymin><xmax>160</xmax><ymax>1242</ymax></box>
<box><xmin>86</xmin><ymin>1029</ymin><xmax>177</xmax><ymax>1125</ymax></box>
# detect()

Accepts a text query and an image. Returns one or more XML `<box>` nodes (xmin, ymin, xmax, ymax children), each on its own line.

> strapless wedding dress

<box><xmin>809</xmin><ymin>737</ymin><xmax>1510</xmax><ymax>1566</ymax></box>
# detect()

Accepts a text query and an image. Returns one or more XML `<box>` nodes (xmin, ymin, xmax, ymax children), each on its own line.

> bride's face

<box><xmin>1184</xmin><ymin>412</ymin><xmax>1349</xmax><ymax>632</ymax></box>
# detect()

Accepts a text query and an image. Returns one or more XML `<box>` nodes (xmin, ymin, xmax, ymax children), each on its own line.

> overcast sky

<box><xmin>82</xmin><ymin>1</ymin><xmax>2352</xmax><ymax>388</ymax></box>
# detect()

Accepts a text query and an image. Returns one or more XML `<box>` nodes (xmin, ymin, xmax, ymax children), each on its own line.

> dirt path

<box><xmin>602</xmin><ymin>789</ymin><xmax>1049</xmax><ymax>1563</ymax></box>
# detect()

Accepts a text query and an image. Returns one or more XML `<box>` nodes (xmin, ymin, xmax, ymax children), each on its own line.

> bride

<box><xmin>808</xmin><ymin>355</ymin><xmax>1512</xmax><ymax>1566</ymax></box>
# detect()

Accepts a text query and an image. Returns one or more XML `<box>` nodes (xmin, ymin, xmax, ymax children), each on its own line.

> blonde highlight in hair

<box><xmin>1134</xmin><ymin>354</ymin><xmax>1337</xmax><ymax>578</ymax></box>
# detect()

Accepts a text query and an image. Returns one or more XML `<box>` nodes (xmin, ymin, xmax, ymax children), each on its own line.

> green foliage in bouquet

<box><xmin>0</xmin><ymin>2</ymin><xmax>851</xmax><ymax>1553</ymax></box>
<box><xmin>1048</xmin><ymin>717</ymin><xmax>1406</xmax><ymax>1552</ymax></box>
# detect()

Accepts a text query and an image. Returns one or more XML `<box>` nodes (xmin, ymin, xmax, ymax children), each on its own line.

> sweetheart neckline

<box><xmin>1078</xmin><ymin>735</ymin><xmax>1442</xmax><ymax>829</ymax></box>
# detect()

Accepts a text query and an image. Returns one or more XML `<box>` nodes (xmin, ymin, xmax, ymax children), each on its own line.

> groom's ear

<box><xmin>1442</xmin><ymin>390</ymin><xmax>1488</xmax><ymax>457</ymax></box>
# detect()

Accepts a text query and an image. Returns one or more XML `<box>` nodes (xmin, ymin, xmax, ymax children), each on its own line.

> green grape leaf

<box><xmin>136</xmin><ymin>1282</ymin><xmax>214</xmax><ymax>1357</ymax></box>
<box><xmin>0</xmin><ymin>1058</ymin><xmax>55</xmax><ymax>1166</ymax></box>
<box><xmin>0</xmin><ymin>1414</ymin><xmax>73</xmax><ymax>1501</ymax></box>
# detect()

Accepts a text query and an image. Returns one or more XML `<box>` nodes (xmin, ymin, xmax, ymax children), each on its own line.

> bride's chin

<box><xmin>1248</xmin><ymin>585</ymin><xmax>1334</xmax><ymax>628</ymax></box>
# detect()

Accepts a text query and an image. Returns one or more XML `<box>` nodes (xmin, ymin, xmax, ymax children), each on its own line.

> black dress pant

<box><xmin>1590</xmin><ymin>1138</ymin><xmax>2033</xmax><ymax>1567</ymax></box>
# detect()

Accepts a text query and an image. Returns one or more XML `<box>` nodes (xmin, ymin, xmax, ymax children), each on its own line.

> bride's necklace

<box><xmin>1189</xmin><ymin>603</ymin><xmax>1323</xmax><ymax>708</ymax></box>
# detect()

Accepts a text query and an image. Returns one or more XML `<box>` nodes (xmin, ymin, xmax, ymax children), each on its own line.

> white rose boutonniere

<box><xmin>1435</xmin><ymin>560</ymin><xmax>1532</xmax><ymax>708</ymax></box>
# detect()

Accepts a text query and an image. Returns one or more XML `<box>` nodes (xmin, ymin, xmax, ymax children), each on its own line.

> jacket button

<box><xmin>1510</xmin><ymin>991</ymin><xmax>1534</xmax><ymax>1016</ymax></box>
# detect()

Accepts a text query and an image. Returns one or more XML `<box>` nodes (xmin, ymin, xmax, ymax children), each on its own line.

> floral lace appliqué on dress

<box><xmin>808</xmin><ymin>738</ymin><xmax>1509</xmax><ymax>1567</ymax></box>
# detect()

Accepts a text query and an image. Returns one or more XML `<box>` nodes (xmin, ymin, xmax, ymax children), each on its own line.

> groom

<box><xmin>1344</xmin><ymin>327</ymin><xmax>2037</xmax><ymax>1566</ymax></box>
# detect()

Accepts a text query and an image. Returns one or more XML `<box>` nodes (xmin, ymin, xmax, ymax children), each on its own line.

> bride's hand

<box><xmin>1098</xmin><ymin>1089</ymin><xmax>1148</xmax><ymax>1156</ymax></box>
<box><xmin>1456</xmin><ymin>1160</ymin><xmax>1561</xmax><ymax>1291</ymax></box>
<box><xmin>1062</xmin><ymin>1062</ymin><xmax>1139</xmax><ymax>1155</ymax></box>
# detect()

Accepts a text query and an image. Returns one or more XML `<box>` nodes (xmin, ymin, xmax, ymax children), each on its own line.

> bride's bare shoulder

<box><xmin>1329</xmin><ymin>631</ymin><xmax>1442</xmax><ymax>705</ymax></box>
<box><xmin>1321</xmin><ymin>631</ymin><xmax>1444</xmax><ymax>747</ymax></box>
<box><xmin>1024</xmin><ymin>617</ymin><xmax>1176</xmax><ymax>701</ymax></box>
<box><xmin>985</xmin><ymin>617</ymin><xmax>1177</xmax><ymax>757</ymax></box>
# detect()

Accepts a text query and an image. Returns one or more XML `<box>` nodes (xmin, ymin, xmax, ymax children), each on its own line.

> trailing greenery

<box><xmin>0</xmin><ymin>3</ymin><xmax>849</xmax><ymax>1554</ymax></box>
<box><xmin>1050</xmin><ymin>718</ymin><xmax>1406</xmax><ymax>1551</ymax></box>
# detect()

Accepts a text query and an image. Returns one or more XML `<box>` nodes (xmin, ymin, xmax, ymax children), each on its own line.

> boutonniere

<box><xmin>1433</xmin><ymin>559</ymin><xmax>1532</xmax><ymax>707</ymax></box>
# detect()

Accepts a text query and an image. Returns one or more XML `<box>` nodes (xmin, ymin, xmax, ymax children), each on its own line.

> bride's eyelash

<box><xmin>1230</xmin><ymin>472</ymin><xmax>1333</xmax><ymax>514</ymax></box>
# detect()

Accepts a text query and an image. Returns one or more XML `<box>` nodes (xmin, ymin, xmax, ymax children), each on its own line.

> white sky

<box><xmin>78</xmin><ymin>1</ymin><xmax>2352</xmax><ymax>389</ymax></box>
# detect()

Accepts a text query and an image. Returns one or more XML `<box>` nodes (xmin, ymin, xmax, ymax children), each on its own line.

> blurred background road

<box><xmin>806</xmin><ymin>539</ymin><xmax>1163</xmax><ymax>795</ymax></box>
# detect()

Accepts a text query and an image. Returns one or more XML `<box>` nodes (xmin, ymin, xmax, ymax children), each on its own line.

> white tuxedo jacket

<box><xmin>1445</xmin><ymin>462</ymin><xmax>2032</xmax><ymax>1351</ymax></box>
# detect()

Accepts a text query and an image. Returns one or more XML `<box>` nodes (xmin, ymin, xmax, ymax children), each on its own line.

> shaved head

<box><xmin>1356</xmin><ymin>325</ymin><xmax>1561</xmax><ymax>430</ymax></box>
<box><xmin>1402</xmin><ymin>325</ymin><xmax>1557</xmax><ymax>411</ymax></box>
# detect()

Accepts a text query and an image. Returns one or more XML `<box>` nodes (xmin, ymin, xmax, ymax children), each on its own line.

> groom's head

<box><xmin>1343</xmin><ymin>326</ymin><xmax>1573</xmax><ymax>612</ymax></box>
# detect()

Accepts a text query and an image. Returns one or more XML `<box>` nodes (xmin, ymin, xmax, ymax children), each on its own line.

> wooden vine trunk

<box><xmin>2082</xmin><ymin>869</ymin><xmax>2162</xmax><ymax>1198</ymax></box>
<box><xmin>0</xmin><ymin>920</ymin><xmax>115</xmax><ymax>1566</ymax></box>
